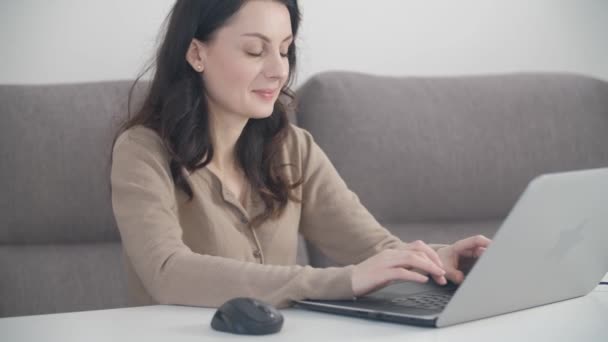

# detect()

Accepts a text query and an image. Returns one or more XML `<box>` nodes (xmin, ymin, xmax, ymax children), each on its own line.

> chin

<box><xmin>248</xmin><ymin>105</ymin><xmax>276</xmax><ymax>119</ymax></box>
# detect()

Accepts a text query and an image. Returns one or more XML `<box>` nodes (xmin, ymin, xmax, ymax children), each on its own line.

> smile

<box><xmin>252</xmin><ymin>89</ymin><xmax>278</xmax><ymax>101</ymax></box>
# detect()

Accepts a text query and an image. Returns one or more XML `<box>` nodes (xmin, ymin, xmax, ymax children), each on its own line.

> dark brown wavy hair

<box><xmin>117</xmin><ymin>0</ymin><xmax>302</xmax><ymax>227</ymax></box>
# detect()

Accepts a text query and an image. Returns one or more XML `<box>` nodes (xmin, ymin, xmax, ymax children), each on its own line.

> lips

<box><xmin>252</xmin><ymin>88</ymin><xmax>279</xmax><ymax>101</ymax></box>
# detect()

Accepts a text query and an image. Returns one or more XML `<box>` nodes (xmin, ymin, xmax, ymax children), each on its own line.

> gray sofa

<box><xmin>2</xmin><ymin>72</ymin><xmax>607</xmax><ymax>317</ymax></box>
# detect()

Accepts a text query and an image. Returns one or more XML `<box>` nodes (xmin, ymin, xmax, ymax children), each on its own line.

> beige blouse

<box><xmin>111</xmin><ymin>123</ymin><xmax>428</xmax><ymax>308</ymax></box>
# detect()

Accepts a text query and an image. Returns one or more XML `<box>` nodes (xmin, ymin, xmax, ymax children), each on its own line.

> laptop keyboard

<box><xmin>390</xmin><ymin>292</ymin><xmax>452</xmax><ymax>310</ymax></box>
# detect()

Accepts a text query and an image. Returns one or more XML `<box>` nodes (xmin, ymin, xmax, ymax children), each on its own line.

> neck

<box><xmin>207</xmin><ymin>107</ymin><xmax>249</xmax><ymax>174</ymax></box>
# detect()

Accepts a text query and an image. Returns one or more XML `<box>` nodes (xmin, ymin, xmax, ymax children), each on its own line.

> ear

<box><xmin>186</xmin><ymin>38</ymin><xmax>207</xmax><ymax>72</ymax></box>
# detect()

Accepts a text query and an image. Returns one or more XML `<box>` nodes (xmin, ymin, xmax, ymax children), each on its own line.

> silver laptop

<box><xmin>295</xmin><ymin>168</ymin><xmax>608</xmax><ymax>327</ymax></box>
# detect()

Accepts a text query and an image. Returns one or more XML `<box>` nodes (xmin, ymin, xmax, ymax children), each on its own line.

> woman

<box><xmin>111</xmin><ymin>0</ymin><xmax>491</xmax><ymax>308</ymax></box>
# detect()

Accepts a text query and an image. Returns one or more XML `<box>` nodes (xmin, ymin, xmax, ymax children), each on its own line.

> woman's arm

<box><xmin>296</xmin><ymin>127</ymin><xmax>444</xmax><ymax>266</ymax></box>
<box><xmin>111</xmin><ymin>129</ymin><xmax>354</xmax><ymax>308</ymax></box>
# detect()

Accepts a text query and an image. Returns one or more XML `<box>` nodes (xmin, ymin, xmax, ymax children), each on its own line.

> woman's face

<box><xmin>197</xmin><ymin>0</ymin><xmax>293</xmax><ymax>121</ymax></box>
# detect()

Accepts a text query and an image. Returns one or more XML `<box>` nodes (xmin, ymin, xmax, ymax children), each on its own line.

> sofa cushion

<box><xmin>0</xmin><ymin>242</ymin><xmax>128</xmax><ymax>317</ymax></box>
<box><xmin>296</xmin><ymin>72</ymin><xmax>608</xmax><ymax>224</ymax></box>
<box><xmin>0</xmin><ymin>82</ymin><xmax>135</xmax><ymax>244</ymax></box>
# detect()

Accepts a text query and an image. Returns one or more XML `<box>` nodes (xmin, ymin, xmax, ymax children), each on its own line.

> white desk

<box><xmin>3</xmin><ymin>281</ymin><xmax>607</xmax><ymax>342</ymax></box>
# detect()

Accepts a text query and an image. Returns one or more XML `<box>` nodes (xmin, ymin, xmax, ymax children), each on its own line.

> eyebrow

<box><xmin>241</xmin><ymin>33</ymin><xmax>293</xmax><ymax>43</ymax></box>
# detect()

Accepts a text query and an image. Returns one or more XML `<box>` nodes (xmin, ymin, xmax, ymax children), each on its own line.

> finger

<box><xmin>387</xmin><ymin>268</ymin><xmax>430</xmax><ymax>284</ymax></box>
<box><xmin>410</xmin><ymin>265</ymin><xmax>447</xmax><ymax>285</ymax></box>
<box><xmin>459</xmin><ymin>246</ymin><xmax>488</xmax><ymax>258</ymax></box>
<box><xmin>453</xmin><ymin>235</ymin><xmax>492</xmax><ymax>254</ymax></box>
<box><xmin>401</xmin><ymin>253</ymin><xmax>447</xmax><ymax>278</ymax></box>
<box><xmin>457</xmin><ymin>248</ymin><xmax>478</xmax><ymax>258</ymax></box>
<box><xmin>431</xmin><ymin>273</ymin><xmax>448</xmax><ymax>285</ymax></box>
<box><xmin>444</xmin><ymin>268</ymin><xmax>465</xmax><ymax>284</ymax></box>
<box><xmin>406</xmin><ymin>240</ymin><xmax>444</xmax><ymax>268</ymax></box>
<box><xmin>474</xmin><ymin>246</ymin><xmax>487</xmax><ymax>258</ymax></box>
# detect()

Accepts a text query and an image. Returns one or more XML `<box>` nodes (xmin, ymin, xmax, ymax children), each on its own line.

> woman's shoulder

<box><xmin>113</xmin><ymin>125</ymin><xmax>170</xmax><ymax>161</ymax></box>
<box><xmin>115</xmin><ymin>125</ymin><xmax>162</xmax><ymax>146</ymax></box>
<box><xmin>284</xmin><ymin>123</ymin><xmax>316</xmax><ymax>155</ymax></box>
<box><xmin>281</xmin><ymin>123</ymin><xmax>332</xmax><ymax>180</ymax></box>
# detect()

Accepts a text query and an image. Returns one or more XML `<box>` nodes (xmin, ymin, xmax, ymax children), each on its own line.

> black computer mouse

<box><xmin>211</xmin><ymin>297</ymin><xmax>284</xmax><ymax>335</ymax></box>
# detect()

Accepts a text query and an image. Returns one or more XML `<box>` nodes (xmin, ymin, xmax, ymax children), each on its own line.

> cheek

<box><xmin>209</xmin><ymin>54</ymin><xmax>259</xmax><ymax>93</ymax></box>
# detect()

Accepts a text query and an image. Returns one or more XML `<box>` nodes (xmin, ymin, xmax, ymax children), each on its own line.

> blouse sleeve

<box><xmin>296</xmin><ymin>127</ymin><xmax>444</xmax><ymax>265</ymax></box>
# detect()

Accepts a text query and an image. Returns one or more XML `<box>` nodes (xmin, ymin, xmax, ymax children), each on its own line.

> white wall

<box><xmin>297</xmin><ymin>0</ymin><xmax>608</xmax><ymax>84</ymax></box>
<box><xmin>1</xmin><ymin>0</ymin><xmax>606</xmax><ymax>86</ymax></box>
<box><xmin>0</xmin><ymin>0</ymin><xmax>173</xmax><ymax>84</ymax></box>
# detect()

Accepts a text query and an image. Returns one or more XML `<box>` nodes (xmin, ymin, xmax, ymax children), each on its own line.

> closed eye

<box><xmin>246</xmin><ymin>51</ymin><xmax>289</xmax><ymax>58</ymax></box>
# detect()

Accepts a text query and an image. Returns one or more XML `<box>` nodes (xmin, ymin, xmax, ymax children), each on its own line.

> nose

<box><xmin>263</xmin><ymin>51</ymin><xmax>289</xmax><ymax>81</ymax></box>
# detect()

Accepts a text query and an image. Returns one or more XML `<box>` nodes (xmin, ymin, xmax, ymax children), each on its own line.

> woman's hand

<box><xmin>351</xmin><ymin>241</ymin><xmax>447</xmax><ymax>297</ymax></box>
<box><xmin>437</xmin><ymin>235</ymin><xmax>492</xmax><ymax>284</ymax></box>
